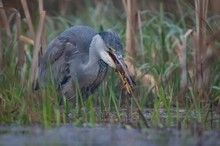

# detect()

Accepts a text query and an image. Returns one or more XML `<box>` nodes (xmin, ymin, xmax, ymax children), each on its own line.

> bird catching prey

<box><xmin>37</xmin><ymin>25</ymin><xmax>133</xmax><ymax>103</ymax></box>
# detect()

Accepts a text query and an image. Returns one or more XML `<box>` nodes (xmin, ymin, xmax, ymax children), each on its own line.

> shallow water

<box><xmin>0</xmin><ymin>125</ymin><xmax>220</xmax><ymax>146</ymax></box>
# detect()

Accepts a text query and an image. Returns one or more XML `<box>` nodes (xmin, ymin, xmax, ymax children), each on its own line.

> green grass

<box><xmin>0</xmin><ymin>1</ymin><xmax>220</xmax><ymax>130</ymax></box>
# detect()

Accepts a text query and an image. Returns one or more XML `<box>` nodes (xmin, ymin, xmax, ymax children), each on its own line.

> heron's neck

<box><xmin>83</xmin><ymin>35</ymin><xmax>104</xmax><ymax>71</ymax></box>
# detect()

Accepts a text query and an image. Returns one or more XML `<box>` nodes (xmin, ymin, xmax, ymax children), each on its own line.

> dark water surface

<box><xmin>0</xmin><ymin>125</ymin><xmax>220</xmax><ymax>146</ymax></box>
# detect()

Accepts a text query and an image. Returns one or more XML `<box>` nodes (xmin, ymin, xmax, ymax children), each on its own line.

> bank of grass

<box><xmin>0</xmin><ymin>2</ymin><xmax>220</xmax><ymax>130</ymax></box>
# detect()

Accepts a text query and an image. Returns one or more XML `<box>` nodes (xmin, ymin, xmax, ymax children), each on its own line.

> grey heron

<box><xmin>37</xmin><ymin>25</ymin><xmax>133</xmax><ymax>102</ymax></box>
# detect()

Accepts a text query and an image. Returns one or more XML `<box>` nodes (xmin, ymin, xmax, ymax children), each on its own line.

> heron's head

<box><xmin>98</xmin><ymin>30</ymin><xmax>123</xmax><ymax>68</ymax></box>
<box><xmin>92</xmin><ymin>30</ymin><xmax>133</xmax><ymax>86</ymax></box>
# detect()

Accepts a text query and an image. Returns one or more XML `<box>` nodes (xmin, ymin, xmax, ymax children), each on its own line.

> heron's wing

<box><xmin>38</xmin><ymin>37</ymin><xmax>80</xmax><ymax>88</ymax></box>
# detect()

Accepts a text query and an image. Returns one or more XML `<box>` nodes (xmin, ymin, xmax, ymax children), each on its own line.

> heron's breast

<box><xmin>76</xmin><ymin>60</ymin><xmax>108</xmax><ymax>98</ymax></box>
<box><xmin>98</xmin><ymin>60</ymin><xmax>108</xmax><ymax>73</ymax></box>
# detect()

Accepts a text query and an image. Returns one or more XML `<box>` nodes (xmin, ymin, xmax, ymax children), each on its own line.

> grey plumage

<box><xmin>38</xmin><ymin>25</ymin><xmax>128</xmax><ymax>102</ymax></box>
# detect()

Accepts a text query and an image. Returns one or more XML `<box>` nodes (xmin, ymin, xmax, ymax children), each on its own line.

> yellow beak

<box><xmin>108</xmin><ymin>51</ymin><xmax>134</xmax><ymax>91</ymax></box>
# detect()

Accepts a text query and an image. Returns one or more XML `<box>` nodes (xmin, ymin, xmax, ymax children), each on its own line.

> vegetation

<box><xmin>0</xmin><ymin>0</ymin><xmax>220</xmax><ymax>131</ymax></box>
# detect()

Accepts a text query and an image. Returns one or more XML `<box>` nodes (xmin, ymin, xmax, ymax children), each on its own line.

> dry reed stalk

<box><xmin>0</xmin><ymin>0</ymin><xmax>12</xmax><ymax>38</ymax></box>
<box><xmin>0</xmin><ymin>0</ymin><xmax>11</xmax><ymax>69</ymax></box>
<box><xmin>123</xmin><ymin>4</ymin><xmax>157</xmax><ymax>90</ymax></box>
<box><xmin>177</xmin><ymin>40</ymin><xmax>186</xmax><ymax>88</ymax></box>
<box><xmin>38</xmin><ymin>0</ymin><xmax>43</xmax><ymax>12</ymax></box>
<box><xmin>19</xmin><ymin>35</ymin><xmax>34</xmax><ymax>45</ymax></box>
<box><xmin>21</xmin><ymin>45</ymin><xmax>28</xmax><ymax>85</ymax></box>
<box><xmin>30</xmin><ymin>10</ymin><xmax>46</xmax><ymax>86</ymax></box>
<box><xmin>123</xmin><ymin>2</ymin><xmax>156</xmax><ymax>92</ymax></box>
<box><xmin>122</xmin><ymin>1</ymin><xmax>151</xmax><ymax>126</ymax></box>
<box><xmin>122</xmin><ymin>0</ymin><xmax>138</xmax><ymax>57</ymax></box>
<box><xmin>21</xmin><ymin>0</ymin><xmax>35</xmax><ymax>39</ymax></box>
<box><xmin>173</xmin><ymin>29</ymin><xmax>192</xmax><ymax>102</ymax></box>
<box><xmin>137</xmin><ymin>10</ymin><xmax>145</xmax><ymax>62</ymax></box>
<box><xmin>38</xmin><ymin>0</ymin><xmax>46</xmax><ymax>58</ymax></box>
<box><xmin>194</xmin><ymin>0</ymin><xmax>209</xmax><ymax>97</ymax></box>
<box><xmin>175</xmin><ymin>29</ymin><xmax>193</xmax><ymax>90</ymax></box>
<box><xmin>0</xmin><ymin>29</ymin><xmax>2</xmax><ymax>70</ymax></box>
<box><xmin>14</xmin><ymin>9</ymin><xmax>25</xmax><ymax>68</ymax></box>
<box><xmin>40</xmin><ymin>24</ymin><xmax>47</xmax><ymax>57</ymax></box>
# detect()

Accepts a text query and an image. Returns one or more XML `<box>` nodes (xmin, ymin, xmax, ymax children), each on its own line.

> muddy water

<box><xmin>0</xmin><ymin>125</ymin><xmax>220</xmax><ymax>146</ymax></box>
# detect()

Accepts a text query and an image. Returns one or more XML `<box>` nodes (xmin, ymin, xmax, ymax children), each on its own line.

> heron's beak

<box><xmin>108</xmin><ymin>51</ymin><xmax>134</xmax><ymax>88</ymax></box>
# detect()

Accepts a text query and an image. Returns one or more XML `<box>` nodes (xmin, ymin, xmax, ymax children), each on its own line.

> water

<box><xmin>0</xmin><ymin>125</ymin><xmax>220</xmax><ymax>146</ymax></box>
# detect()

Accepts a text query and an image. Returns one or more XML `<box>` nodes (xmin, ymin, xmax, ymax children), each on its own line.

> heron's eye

<box><xmin>109</xmin><ymin>47</ymin><xmax>115</xmax><ymax>52</ymax></box>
